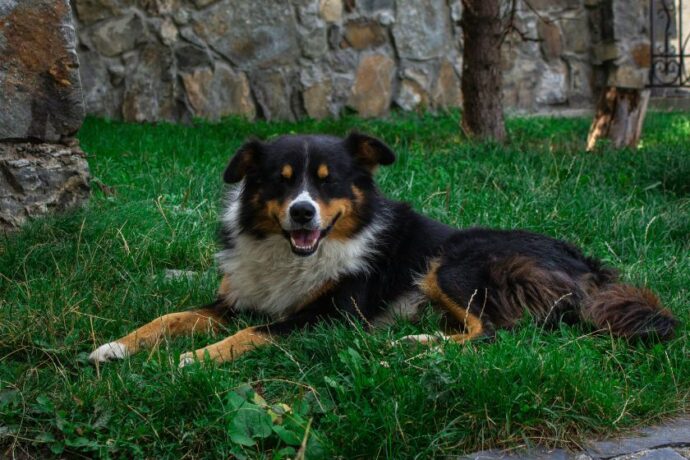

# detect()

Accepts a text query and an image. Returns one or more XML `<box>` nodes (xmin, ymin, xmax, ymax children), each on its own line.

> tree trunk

<box><xmin>460</xmin><ymin>0</ymin><xmax>507</xmax><ymax>142</ymax></box>
<box><xmin>586</xmin><ymin>87</ymin><xmax>650</xmax><ymax>151</ymax></box>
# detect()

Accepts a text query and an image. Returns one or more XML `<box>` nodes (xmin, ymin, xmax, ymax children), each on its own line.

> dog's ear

<box><xmin>224</xmin><ymin>139</ymin><xmax>263</xmax><ymax>183</ymax></box>
<box><xmin>345</xmin><ymin>131</ymin><xmax>395</xmax><ymax>171</ymax></box>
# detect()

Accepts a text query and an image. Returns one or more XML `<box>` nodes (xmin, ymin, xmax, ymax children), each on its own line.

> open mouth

<box><xmin>289</xmin><ymin>229</ymin><xmax>322</xmax><ymax>255</ymax></box>
<box><xmin>284</xmin><ymin>213</ymin><xmax>340</xmax><ymax>256</ymax></box>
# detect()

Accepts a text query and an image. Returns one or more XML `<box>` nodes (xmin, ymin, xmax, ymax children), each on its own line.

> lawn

<box><xmin>1</xmin><ymin>112</ymin><xmax>689</xmax><ymax>459</ymax></box>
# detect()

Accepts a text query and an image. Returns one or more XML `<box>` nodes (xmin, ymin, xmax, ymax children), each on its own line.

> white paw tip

<box><xmin>88</xmin><ymin>342</ymin><xmax>129</xmax><ymax>363</ymax></box>
<box><xmin>394</xmin><ymin>333</ymin><xmax>447</xmax><ymax>345</ymax></box>
<box><xmin>178</xmin><ymin>352</ymin><xmax>195</xmax><ymax>368</ymax></box>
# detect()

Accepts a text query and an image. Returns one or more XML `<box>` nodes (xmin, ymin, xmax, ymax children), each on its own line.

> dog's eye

<box><xmin>318</xmin><ymin>174</ymin><xmax>334</xmax><ymax>184</ymax></box>
<box><xmin>321</xmin><ymin>177</ymin><xmax>341</xmax><ymax>188</ymax></box>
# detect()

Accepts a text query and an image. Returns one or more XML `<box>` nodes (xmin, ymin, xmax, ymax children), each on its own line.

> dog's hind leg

<box><xmin>399</xmin><ymin>259</ymin><xmax>490</xmax><ymax>346</ymax></box>
<box><xmin>89</xmin><ymin>276</ymin><xmax>234</xmax><ymax>363</ymax></box>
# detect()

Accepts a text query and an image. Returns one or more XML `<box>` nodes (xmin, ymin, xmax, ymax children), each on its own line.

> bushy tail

<box><xmin>581</xmin><ymin>284</ymin><xmax>678</xmax><ymax>341</ymax></box>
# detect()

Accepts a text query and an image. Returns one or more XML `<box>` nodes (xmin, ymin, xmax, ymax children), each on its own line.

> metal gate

<box><xmin>649</xmin><ymin>0</ymin><xmax>690</xmax><ymax>87</ymax></box>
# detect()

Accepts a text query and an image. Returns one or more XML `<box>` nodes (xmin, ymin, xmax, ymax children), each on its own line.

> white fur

<box><xmin>178</xmin><ymin>352</ymin><xmax>195</xmax><ymax>368</ymax></box>
<box><xmin>395</xmin><ymin>332</ymin><xmax>448</xmax><ymax>345</ymax></box>
<box><xmin>89</xmin><ymin>342</ymin><xmax>129</xmax><ymax>362</ymax></box>
<box><xmin>373</xmin><ymin>290</ymin><xmax>426</xmax><ymax>326</ymax></box>
<box><xmin>216</xmin><ymin>182</ymin><xmax>389</xmax><ymax>319</ymax></box>
<box><xmin>285</xmin><ymin>189</ymin><xmax>321</xmax><ymax>228</ymax></box>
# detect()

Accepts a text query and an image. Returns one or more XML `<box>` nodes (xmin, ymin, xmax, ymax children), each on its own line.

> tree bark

<box><xmin>586</xmin><ymin>87</ymin><xmax>650</xmax><ymax>151</ymax></box>
<box><xmin>460</xmin><ymin>0</ymin><xmax>507</xmax><ymax>142</ymax></box>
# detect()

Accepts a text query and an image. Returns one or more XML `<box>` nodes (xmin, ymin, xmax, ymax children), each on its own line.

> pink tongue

<box><xmin>291</xmin><ymin>229</ymin><xmax>320</xmax><ymax>247</ymax></box>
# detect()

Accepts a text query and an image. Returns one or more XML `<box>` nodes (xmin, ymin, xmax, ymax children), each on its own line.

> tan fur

<box><xmin>179</xmin><ymin>327</ymin><xmax>270</xmax><ymax>364</ymax></box>
<box><xmin>356</xmin><ymin>141</ymin><xmax>381</xmax><ymax>171</ymax></box>
<box><xmin>281</xmin><ymin>164</ymin><xmax>293</xmax><ymax>180</ymax></box>
<box><xmin>218</xmin><ymin>274</ymin><xmax>232</xmax><ymax>297</ymax></box>
<box><xmin>419</xmin><ymin>260</ymin><xmax>484</xmax><ymax>344</ymax></box>
<box><xmin>317</xmin><ymin>164</ymin><xmax>329</xmax><ymax>179</ymax></box>
<box><xmin>255</xmin><ymin>198</ymin><xmax>286</xmax><ymax>234</ymax></box>
<box><xmin>116</xmin><ymin>309</ymin><xmax>225</xmax><ymax>354</ymax></box>
<box><xmin>324</xmin><ymin>186</ymin><xmax>364</xmax><ymax>240</ymax></box>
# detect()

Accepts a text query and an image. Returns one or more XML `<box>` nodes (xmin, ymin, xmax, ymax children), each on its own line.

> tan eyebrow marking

<box><xmin>281</xmin><ymin>164</ymin><xmax>293</xmax><ymax>179</ymax></box>
<box><xmin>317</xmin><ymin>164</ymin><xmax>329</xmax><ymax>179</ymax></box>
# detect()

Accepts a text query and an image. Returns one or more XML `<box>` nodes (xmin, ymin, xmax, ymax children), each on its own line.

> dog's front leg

<box><xmin>177</xmin><ymin>308</ymin><xmax>335</xmax><ymax>367</ymax></box>
<box><xmin>89</xmin><ymin>304</ymin><xmax>230</xmax><ymax>363</ymax></box>
<box><xmin>178</xmin><ymin>284</ymin><xmax>366</xmax><ymax>367</ymax></box>
<box><xmin>178</xmin><ymin>325</ymin><xmax>270</xmax><ymax>367</ymax></box>
<box><xmin>89</xmin><ymin>275</ymin><xmax>235</xmax><ymax>363</ymax></box>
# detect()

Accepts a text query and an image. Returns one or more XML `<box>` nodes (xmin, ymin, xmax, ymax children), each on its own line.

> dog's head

<box><xmin>224</xmin><ymin>132</ymin><xmax>395</xmax><ymax>256</ymax></box>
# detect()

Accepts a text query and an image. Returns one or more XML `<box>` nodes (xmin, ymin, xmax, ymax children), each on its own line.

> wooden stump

<box><xmin>586</xmin><ymin>87</ymin><xmax>651</xmax><ymax>151</ymax></box>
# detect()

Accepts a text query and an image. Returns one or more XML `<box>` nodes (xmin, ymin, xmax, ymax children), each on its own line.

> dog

<box><xmin>89</xmin><ymin>132</ymin><xmax>678</xmax><ymax>367</ymax></box>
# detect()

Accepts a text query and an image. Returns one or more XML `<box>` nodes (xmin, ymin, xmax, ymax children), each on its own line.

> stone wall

<box><xmin>1</xmin><ymin>0</ymin><xmax>90</xmax><ymax>231</ymax></box>
<box><xmin>73</xmin><ymin>0</ymin><xmax>600</xmax><ymax>122</ymax></box>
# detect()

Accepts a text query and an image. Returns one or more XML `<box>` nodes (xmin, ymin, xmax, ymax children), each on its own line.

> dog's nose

<box><xmin>289</xmin><ymin>201</ymin><xmax>316</xmax><ymax>225</ymax></box>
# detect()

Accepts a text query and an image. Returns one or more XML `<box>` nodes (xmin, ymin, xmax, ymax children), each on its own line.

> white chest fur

<box><xmin>215</xmin><ymin>184</ymin><xmax>386</xmax><ymax>319</ymax></box>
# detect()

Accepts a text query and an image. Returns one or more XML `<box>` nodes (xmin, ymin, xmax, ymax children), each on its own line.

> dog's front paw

<box><xmin>89</xmin><ymin>342</ymin><xmax>129</xmax><ymax>363</ymax></box>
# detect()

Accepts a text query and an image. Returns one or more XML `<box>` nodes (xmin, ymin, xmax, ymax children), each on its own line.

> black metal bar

<box><xmin>678</xmin><ymin>0</ymin><xmax>683</xmax><ymax>84</ymax></box>
<box><xmin>648</xmin><ymin>0</ymin><xmax>690</xmax><ymax>87</ymax></box>
<box><xmin>650</xmin><ymin>0</ymin><xmax>655</xmax><ymax>86</ymax></box>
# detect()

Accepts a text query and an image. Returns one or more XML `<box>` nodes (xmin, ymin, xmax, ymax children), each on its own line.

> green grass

<box><xmin>1</xmin><ymin>111</ymin><xmax>689</xmax><ymax>459</ymax></box>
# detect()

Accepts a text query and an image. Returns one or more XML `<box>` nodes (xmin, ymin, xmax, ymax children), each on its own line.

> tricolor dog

<box><xmin>89</xmin><ymin>133</ymin><xmax>677</xmax><ymax>366</ymax></box>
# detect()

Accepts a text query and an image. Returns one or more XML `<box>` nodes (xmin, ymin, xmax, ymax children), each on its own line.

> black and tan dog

<box><xmin>89</xmin><ymin>133</ymin><xmax>677</xmax><ymax>367</ymax></box>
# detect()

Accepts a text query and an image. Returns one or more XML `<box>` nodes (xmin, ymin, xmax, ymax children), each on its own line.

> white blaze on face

<box><xmin>285</xmin><ymin>189</ymin><xmax>323</xmax><ymax>253</ymax></box>
<box><xmin>285</xmin><ymin>189</ymin><xmax>321</xmax><ymax>228</ymax></box>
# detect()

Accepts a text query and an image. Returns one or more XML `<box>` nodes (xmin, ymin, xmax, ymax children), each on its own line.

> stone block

<box><xmin>319</xmin><ymin>0</ymin><xmax>343</xmax><ymax>23</ymax></box>
<box><xmin>342</xmin><ymin>20</ymin><xmax>388</xmax><ymax>49</ymax></box>
<box><xmin>396</xmin><ymin>79</ymin><xmax>428</xmax><ymax>111</ymax></box>
<box><xmin>174</xmin><ymin>44</ymin><xmax>213</xmax><ymax>72</ymax></box>
<box><xmin>358</xmin><ymin>0</ymin><xmax>395</xmax><ymax>12</ymax></box>
<box><xmin>347</xmin><ymin>54</ymin><xmax>395</xmax><ymax>117</ymax></box>
<box><xmin>122</xmin><ymin>43</ymin><xmax>177</xmax><ymax>122</ymax></box>
<box><xmin>561</xmin><ymin>15</ymin><xmax>590</xmax><ymax>54</ymax></box>
<box><xmin>159</xmin><ymin>17</ymin><xmax>179</xmax><ymax>46</ymax></box>
<box><xmin>586</xmin><ymin>417</ymin><xmax>690</xmax><ymax>458</ymax></box>
<box><xmin>565</xmin><ymin>56</ymin><xmax>594</xmax><ymax>104</ymax></box>
<box><xmin>251</xmin><ymin>70</ymin><xmax>297</xmax><ymax>121</ymax></box>
<box><xmin>537</xmin><ymin>20</ymin><xmax>563</xmax><ymax>61</ymax></box>
<box><xmin>594</xmin><ymin>42</ymin><xmax>620</xmax><ymax>62</ymax></box>
<box><xmin>401</xmin><ymin>65</ymin><xmax>432</xmax><ymax>90</ymax></box>
<box><xmin>0</xmin><ymin>0</ymin><xmax>85</xmax><ymax>142</ymax></box>
<box><xmin>392</xmin><ymin>0</ymin><xmax>452</xmax><ymax>60</ymax></box>
<box><xmin>536</xmin><ymin>61</ymin><xmax>569</xmax><ymax>105</ymax></box>
<box><xmin>303</xmin><ymin>80</ymin><xmax>333</xmax><ymax>119</ymax></box>
<box><xmin>90</xmin><ymin>13</ymin><xmax>146</xmax><ymax>57</ymax></box>
<box><xmin>432</xmin><ymin>59</ymin><xmax>462</xmax><ymax>109</ymax></box>
<box><xmin>295</xmin><ymin>2</ymin><xmax>329</xmax><ymax>59</ymax></box>
<box><xmin>77</xmin><ymin>49</ymin><xmax>123</xmax><ymax>118</ymax></box>
<box><xmin>0</xmin><ymin>142</ymin><xmax>90</xmax><ymax>231</ymax></box>
<box><xmin>193</xmin><ymin>0</ymin><xmax>219</xmax><ymax>7</ymax></box>
<box><xmin>74</xmin><ymin>0</ymin><xmax>123</xmax><ymax>24</ymax></box>
<box><xmin>192</xmin><ymin>0</ymin><xmax>300</xmax><ymax>69</ymax></box>
<box><xmin>607</xmin><ymin>65</ymin><xmax>647</xmax><ymax>88</ymax></box>
<box><xmin>181</xmin><ymin>64</ymin><xmax>255</xmax><ymax>120</ymax></box>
